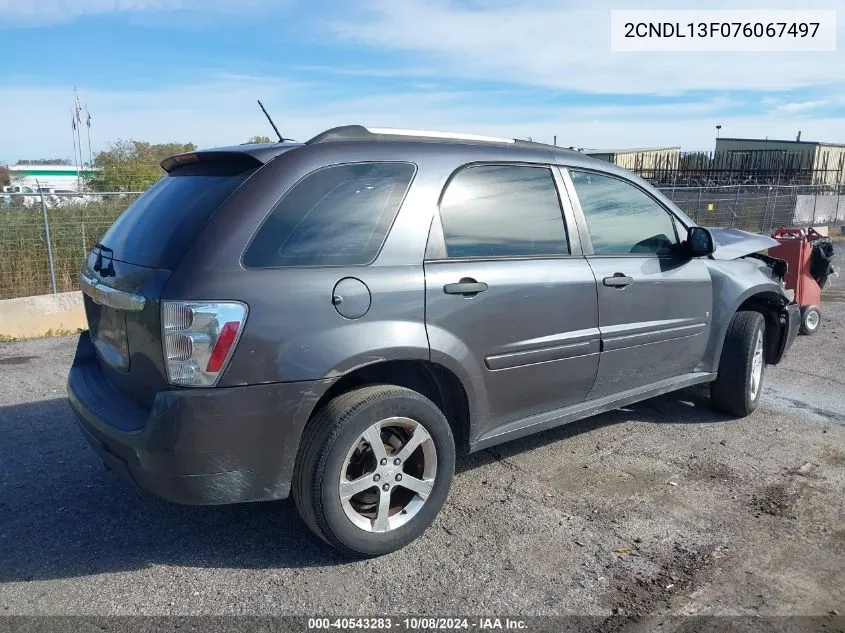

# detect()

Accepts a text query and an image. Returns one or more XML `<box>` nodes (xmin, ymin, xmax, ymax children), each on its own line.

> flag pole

<box><xmin>76</xmin><ymin>116</ymin><xmax>84</xmax><ymax>190</ymax></box>
<box><xmin>73</xmin><ymin>87</ymin><xmax>85</xmax><ymax>190</ymax></box>
<box><xmin>76</xmin><ymin>121</ymin><xmax>84</xmax><ymax>189</ymax></box>
<box><xmin>85</xmin><ymin>105</ymin><xmax>93</xmax><ymax>171</ymax></box>
<box><xmin>71</xmin><ymin>107</ymin><xmax>80</xmax><ymax>191</ymax></box>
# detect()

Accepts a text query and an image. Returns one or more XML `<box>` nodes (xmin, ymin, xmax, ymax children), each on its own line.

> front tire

<box><xmin>710</xmin><ymin>310</ymin><xmax>766</xmax><ymax>417</ymax></box>
<box><xmin>799</xmin><ymin>305</ymin><xmax>821</xmax><ymax>335</ymax></box>
<box><xmin>293</xmin><ymin>385</ymin><xmax>455</xmax><ymax>557</ymax></box>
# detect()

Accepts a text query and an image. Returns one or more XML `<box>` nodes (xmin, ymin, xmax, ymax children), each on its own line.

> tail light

<box><xmin>162</xmin><ymin>301</ymin><xmax>248</xmax><ymax>387</ymax></box>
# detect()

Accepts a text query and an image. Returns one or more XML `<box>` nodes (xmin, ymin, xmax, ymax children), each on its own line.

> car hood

<box><xmin>706</xmin><ymin>227</ymin><xmax>780</xmax><ymax>260</ymax></box>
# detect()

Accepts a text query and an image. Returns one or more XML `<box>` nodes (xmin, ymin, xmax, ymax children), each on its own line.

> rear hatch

<box><xmin>80</xmin><ymin>152</ymin><xmax>265</xmax><ymax>408</ymax></box>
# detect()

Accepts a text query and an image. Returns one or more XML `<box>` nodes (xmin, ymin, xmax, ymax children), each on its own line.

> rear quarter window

<box><xmin>243</xmin><ymin>162</ymin><xmax>416</xmax><ymax>268</ymax></box>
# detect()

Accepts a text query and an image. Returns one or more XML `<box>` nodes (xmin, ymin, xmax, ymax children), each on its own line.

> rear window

<box><xmin>98</xmin><ymin>162</ymin><xmax>254</xmax><ymax>269</ymax></box>
<box><xmin>243</xmin><ymin>162</ymin><xmax>415</xmax><ymax>268</ymax></box>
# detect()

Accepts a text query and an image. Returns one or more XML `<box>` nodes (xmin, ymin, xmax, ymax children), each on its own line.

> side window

<box><xmin>569</xmin><ymin>170</ymin><xmax>679</xmax><ymax>256</ymax></box>
<box><xmin>243</xmin><ymin>162</ymin><xmax>415</xmax><ymax>268</ymax></box>
<box><xmin>438</xmin><ymin>165</ymin><xmax>569</xmax><ymax>258</ymax></box>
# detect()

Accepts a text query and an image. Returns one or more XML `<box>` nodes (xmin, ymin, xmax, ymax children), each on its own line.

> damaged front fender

<box><xmin>706</xmin><ymin>225</ymin><xmax>789</xmax><ymax>283</ymax></box>
<box><xmin>699</xmin><ymin>251</ymin><xmax>794</xmax><ymax>373</ymax></box>
<box><xmin>707</xmin><ymin>227</ymin><xmax>780</xmax><ymax>261</ymax></box>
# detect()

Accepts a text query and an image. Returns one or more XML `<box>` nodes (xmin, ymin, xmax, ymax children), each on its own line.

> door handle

<box><xmin>603</xmin><ymin>273</ymin><xmax>633</xmax><ymax>288</ymax></box>
<box><xmin>443</xmin><ymin>278</ymin><xmax>488</xmax><ymax>296</ymax></box>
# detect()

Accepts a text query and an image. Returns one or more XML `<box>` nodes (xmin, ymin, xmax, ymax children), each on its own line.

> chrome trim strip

<box><xmin>485</xmin><ymin>339</ymin><xmax>600</xmax><ymax>370</ymax></box>
<box><xmin>80</xmin><ymin>273</ymin><xmax>146</xmax><ymax>312</ymax></box>
<box><xmin>601</xmin><ymin>323</ymin><xmax>706</xmax><ymax>352</ymax></box>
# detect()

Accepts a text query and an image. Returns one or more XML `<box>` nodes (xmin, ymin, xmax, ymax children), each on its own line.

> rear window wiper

<box><xmin>93</xmin><ymin>243</ymin><xmax>116</xmax><ymax>278</ymax></box>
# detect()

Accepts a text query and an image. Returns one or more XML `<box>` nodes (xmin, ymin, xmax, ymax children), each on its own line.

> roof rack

<box><xmin>306</xmin><ymin>125</ymin><xmax>516</xmax><ymax>145</ymax></box>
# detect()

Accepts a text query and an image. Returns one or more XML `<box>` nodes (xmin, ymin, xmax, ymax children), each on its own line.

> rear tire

<box><xmin>710</xmin><ymin>311</ymin><xmax>766</xmax><ymax>417</ymax></box>
<box><xmin>293</xmin><ymin>385</ymin><xmax>455</xmax><ymax>557</ymax></box>
<box><xmin>799</xmin><ymin>305</ymin><xmax>821</xmax><ymax>336</ymax></box>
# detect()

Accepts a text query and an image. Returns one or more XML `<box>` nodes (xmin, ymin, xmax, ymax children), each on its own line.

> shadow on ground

<box><xmin>0</xmin><ymin>387</ymin><xmax>728</xmax><ymax>582</ymax></box>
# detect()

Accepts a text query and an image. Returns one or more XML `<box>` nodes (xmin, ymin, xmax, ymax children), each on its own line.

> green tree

<box><xmin>246</xmin><ymin>135</ymin><xmax>273</xmax><ymax>144</ymax></box>
<box><xmin>88</xmin><ymin>139</ymin><xmax>196</xmax><ymax>192</ymax></box>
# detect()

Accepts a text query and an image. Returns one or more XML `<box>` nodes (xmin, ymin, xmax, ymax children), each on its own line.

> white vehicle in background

<box><xmin>2</xmin><ymin>185</ymin><xmax>37</xmax><ymax>207</ymax></box>
<box><xmin>1</xmin><ymin>185</ymin><xmax>99</xmax><ymax>208</ymax></box>
<box><xmin>35</xmin><ymin>186</ymin><xmax>60</xmax><ymax>207</ymax></box>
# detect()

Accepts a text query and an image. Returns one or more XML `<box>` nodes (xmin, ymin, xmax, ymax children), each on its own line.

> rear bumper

<box><xmin>771</xmin><ymin>302</ymin><xmax>801</xmax><ymax>365</ymax></box>
<box><xmin>67</xmin><ymin>332</ymin><xmax>333</xmax><ymax>505</ymax></box>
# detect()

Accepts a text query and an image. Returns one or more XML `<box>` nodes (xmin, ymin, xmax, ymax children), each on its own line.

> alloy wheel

<box><xmin>339</xmin><ymin>417</ymin><xmax>437</xmax><ymax>533</ymax></box>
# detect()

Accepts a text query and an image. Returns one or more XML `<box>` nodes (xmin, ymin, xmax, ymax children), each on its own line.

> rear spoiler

<box><xmin>161</xmin><ymin>143</ymin><xmax>302</xmax><ymax>173</ymax></box>
<box><xmin>160</xmin><ymin>151</ymin><xmax>264</xmax><ymax>173</ymax></box>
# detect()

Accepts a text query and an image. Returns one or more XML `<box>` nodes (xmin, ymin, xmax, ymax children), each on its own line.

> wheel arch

<box><xmin>704</xmin><ymin>287</ymin><xmax>789</xmax><ymax>372</ymax></box>
<box><xmin>736</xmin><ymin>291</ymin><xmax>789</xmax><ymax>363</ymax></box>
<box><xmin>304</xmin><ymin>359</ymin><xmax>473</xmax><ymax>455</ymax></box>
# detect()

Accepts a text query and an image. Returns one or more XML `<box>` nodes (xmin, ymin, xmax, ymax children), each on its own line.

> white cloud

<box><xmin>2</xmin><ymin>74</ymin><xmax>844</xmax><ymax>162</ymax></box>
<box><xmin>329</xmin><ymin>0</ymin><xmax>845</xmax><ymax>95</ymax></box>
<box><xmin>771</xmin><ymin>100</ymin><xmax>831</xmax><ymax>114</ymax></box>
<box><xmin>2</xmin><ymin>1</ymin><xmax>844</xmax><ymax>159</ymax></box>
<box><xmin>0</xmin><ymin>0</ymin><xmax>274</xmax><ymax>26</ymax></box>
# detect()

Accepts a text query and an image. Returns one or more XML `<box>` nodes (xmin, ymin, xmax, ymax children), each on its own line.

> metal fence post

<box><xmin>811</xmin><ymin>189</ymin><xmax>818</xmax><ymax>226</ymax></box>
<box><xmin>761</xmin><ymin>185</ymin><xmax>772</xmax><ymax>234</ymax></box>
<box><xmin>35</xmin><ymin>179</ymin><xmax>58</xmax><ymax>295</ymax></box>
<box><xmin>696</xmin><ymin>187</ymin><xmax>702</xmax><ymax>223</ymax></box>
<box><xmin>731</xmin><ymin>186</ymin><xmax>740</xmax><ymax>228</ymax></box>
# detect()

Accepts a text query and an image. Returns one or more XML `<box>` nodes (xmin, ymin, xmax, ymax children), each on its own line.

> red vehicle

<box><xmin>769</xmin><ymin>227</ymin><xmax>836</xmax><ymax>335</ymax></box>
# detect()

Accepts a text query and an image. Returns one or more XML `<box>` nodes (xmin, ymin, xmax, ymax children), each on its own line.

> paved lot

<box><xmin>1</xmin><ymin>293</ymin><xmax>844</xmax><ymax>616</ymax></box>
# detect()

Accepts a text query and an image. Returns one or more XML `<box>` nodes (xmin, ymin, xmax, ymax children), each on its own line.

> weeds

<box><xmin>0</xmin><ymin>198</ymin><xmax>131</xmax><ymax>300</ymax></box>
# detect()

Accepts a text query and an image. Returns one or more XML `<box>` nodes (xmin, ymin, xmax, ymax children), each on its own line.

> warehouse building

<box><xmin>584</xmin><ymin>146</ymin><xmax>681</xmax><ymax>174</ymax></box>
<box><xmin>714</xmin><ymin>137</ymin><xmax>845</xmax><ymax>185</ymax></box>
<box><xmin>7</xmin><ymin>164</ymin><xmax>94</xmax><ymax>192</ymax></box>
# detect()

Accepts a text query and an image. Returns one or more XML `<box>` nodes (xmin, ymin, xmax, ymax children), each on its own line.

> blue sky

<box><xmin>1</xmin><ymin>0</ymin><xmax>844</xmax><ymax>162</ymax></box>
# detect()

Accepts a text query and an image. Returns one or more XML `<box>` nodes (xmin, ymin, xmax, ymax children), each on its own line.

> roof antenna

<box><xmin>257</xmin><ymin>99</ymin><xmax>294</xmax><ymax>143</ymax></box>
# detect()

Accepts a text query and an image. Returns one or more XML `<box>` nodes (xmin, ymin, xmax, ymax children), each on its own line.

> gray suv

<box><xmin>68</xmin><ymin>126</ymin><xmax>800</xmax><ymax>556</ymax></box>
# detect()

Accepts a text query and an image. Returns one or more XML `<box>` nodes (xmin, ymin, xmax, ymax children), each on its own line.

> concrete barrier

<box><xmin>0</xmin><ymin>291</ymin><xmax>86</xmax><ymax>340</ymax></box>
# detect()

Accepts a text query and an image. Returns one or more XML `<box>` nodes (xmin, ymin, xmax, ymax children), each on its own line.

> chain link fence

<box><xmin>0</xmin><ymin>192</ymin><xmax>141</xmax><ymax>300</ymax></box>
<box><xmin>0</xmin><ymin>184</ymin><xmax>843</xmax><ymax>301</ymax></box>
<box><xmin>658</xmin><ymin>183</ymin><xmax>845</xmax><ymax>234</ymax></box>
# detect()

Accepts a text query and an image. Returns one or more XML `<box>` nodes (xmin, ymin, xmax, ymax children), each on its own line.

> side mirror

<box><xmin>687</xmin><ymin>226</ymin><xmax>715</xmax><ymax>257</ymax></box>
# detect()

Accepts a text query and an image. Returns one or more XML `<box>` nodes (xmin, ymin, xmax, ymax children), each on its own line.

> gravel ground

<box><xmin>0</xmin><ymin>293</ymin><xmax>844</xmax><ymax>616</ymax></box>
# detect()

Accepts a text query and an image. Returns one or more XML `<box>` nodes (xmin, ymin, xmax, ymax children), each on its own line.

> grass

<box><xmin>0</xmin><ymin>197</ymin><xmax>135</xmax><ymax>300</ymax></box>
